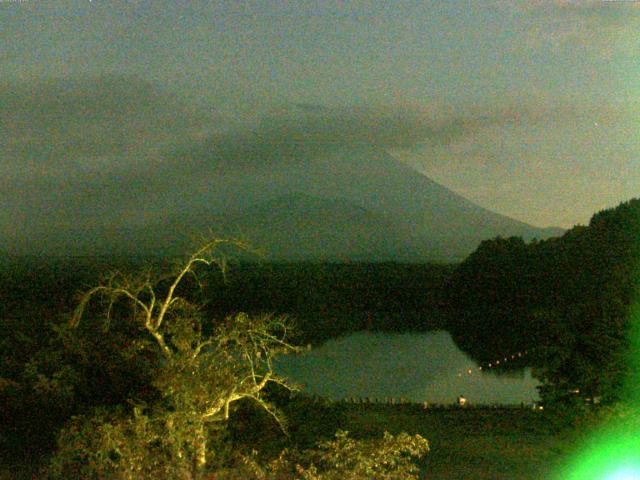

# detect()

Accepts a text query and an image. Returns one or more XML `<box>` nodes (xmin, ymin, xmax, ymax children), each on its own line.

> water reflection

<box><xmin>276</xmin><ymin>331</ymin><xmax>540</xmax><ymax>405</ymax></box>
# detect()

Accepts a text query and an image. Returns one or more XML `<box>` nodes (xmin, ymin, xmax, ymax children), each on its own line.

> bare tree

<box><xmin>69</xmin><ymin>238</ymin><xmax>300</xmax><ymax>478</ymax></box>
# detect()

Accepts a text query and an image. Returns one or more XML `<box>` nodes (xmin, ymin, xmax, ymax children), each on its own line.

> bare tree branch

<box><xmin>66</xmin><ymin>236</ymin><xmax>300</xmax><ymax>472</ymax></box>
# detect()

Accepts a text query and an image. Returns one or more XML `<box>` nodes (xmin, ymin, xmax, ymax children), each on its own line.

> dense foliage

<box><xmin>210</xmin><ymin>430</ymin><xmax>429</xmax><ymax>480</ymax></box>
<box><xmin>446</xmin><ymin>198</ymin><xmax>640</xmax><ymax>416</ymax></box>
<box><xmin>43</xmin><ymin>239</ymin><xmax>303</xmax><ymax>478</ymax></box>
<box><xmin>204</xmin><ymin>262</ymin><xmax>452</xmax><ymax>343</ymax></box>
<box><xmin>0</xmin><ymin>243</ymin><xmax>432</xmax><ymax>479</ymax></box>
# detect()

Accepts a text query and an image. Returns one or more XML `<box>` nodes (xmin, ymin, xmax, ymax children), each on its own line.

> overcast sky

<box><xmin>1</xmin><ymin>0</ymin><xmax>639</xmax><ymax>235</ymax></box>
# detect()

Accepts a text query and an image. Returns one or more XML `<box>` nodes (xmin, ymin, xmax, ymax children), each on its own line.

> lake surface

<box><xmin>276</xmin><ymin>331</ymin><xmax>540</xmax><ymax>405</ymax></box>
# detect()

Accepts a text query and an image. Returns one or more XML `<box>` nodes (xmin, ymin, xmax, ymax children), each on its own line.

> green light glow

<box><xmin>556</xmin><ymin>282</ymin><xmax>640</xmax><ymax>479</ymax></box>
<box><xmin>605</xmin><ymin>466</ymin><xmax>640</xmax><ymax>480</ymax></box>
<box><xmin>558</xmin><ymin>423</ymin><xmax>640</xmax><ymax>480</ymax></box>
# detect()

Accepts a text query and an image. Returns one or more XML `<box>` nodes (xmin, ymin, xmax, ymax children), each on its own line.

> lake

<box><xmin>276</xmin><ymin>330</ymin><xmax>540</xmax><ymax>405</ymax></box>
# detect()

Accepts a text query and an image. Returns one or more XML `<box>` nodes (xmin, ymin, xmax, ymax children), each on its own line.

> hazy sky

<box><xmin>1</xmin><ymin>0</ymin><xmax>639</xmax><ymax>234</ymax></box>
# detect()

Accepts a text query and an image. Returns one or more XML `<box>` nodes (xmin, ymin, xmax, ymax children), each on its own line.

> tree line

<box><xmin>445</xmin><ymin>198</ymin><xmax>640</xmax><ymax>415</ymax></box>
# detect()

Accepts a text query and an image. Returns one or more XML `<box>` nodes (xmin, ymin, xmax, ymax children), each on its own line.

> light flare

<box><xmin>556</xmin><ymin>265</ymin><xmax>640</xmax><ymax>479</ymax></box>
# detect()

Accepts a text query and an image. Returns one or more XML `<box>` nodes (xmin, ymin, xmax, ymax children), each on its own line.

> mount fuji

<box><xmin>86</xmin><ymin>145</ymin><xmax>562</xmax><ymax>262</ymax></box>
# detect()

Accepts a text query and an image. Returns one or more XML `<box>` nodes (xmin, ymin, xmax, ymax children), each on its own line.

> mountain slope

<box><xmin>215</xmin><ymin>194</ymin><xmax>424</xmax><ymax>262</ymax></box>
<box><xmin>179</xmin><ymin>146</ymin><xmax>563</xmax><ymax>261</ymax></box>
<box><xmin>37</xmin><ymin>147</ymin><xmax>563</xmax><ymax>261</ymax></box>
<box><xmin>0</xmin><ymin>78</ymin><xmax>563</xmax><ymax>260</ymax></box>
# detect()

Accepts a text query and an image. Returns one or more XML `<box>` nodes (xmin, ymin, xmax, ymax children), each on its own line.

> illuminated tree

<box><xmin>52</xmin><ymin>238</ymin><xmax>300</xmax><ymax>479</ymax></box>
<box><xmin>211</xmin><ymin>430</ymin><xmax>429</xmax><ymax>480</ymax></box>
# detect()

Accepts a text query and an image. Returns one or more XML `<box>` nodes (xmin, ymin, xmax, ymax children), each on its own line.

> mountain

<box><xmin>183</xmin><ymin>146</ymin><xmax>562</xmax><ymax>262</ymax></box>
<box><xmin>68</xmin><ymin>146</ymin><xmax>562</xmax><ymax>262</ymax></box>
<box><xmin>279</xmin><ymin>146</ymin><xmax>563</xmax><ymax>259</ymax></box>
<box><xmin>65</xmin><ymin>193</ymin><xmax>419</xmax><ymax>261</ymax></box>
<box><xmin>2</xmin><ymin>76</ymin><xmax>563</xmax><ymax>261</ymax></box>
<box><xmin>198</xmin><ymin>193</ymin><xmax>432</xmax><ymax>262</ymax></box>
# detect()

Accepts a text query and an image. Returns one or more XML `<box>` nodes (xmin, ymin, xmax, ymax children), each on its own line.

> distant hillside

<box><xmin>218</xmin><ymin>194</ymin><xmax>420</xmax><ymax>262</ymax></box>
<box><xmin>445</xmin><ymin>197</ymin><xmax>640</xmax><ymax>405</ymax></box>
<box><xmin>54</xmin><ymin>147</ymin><xmax>562</xmax><ymax>261</ymax></box>
<box><xmin>1</xmin><ymin>76</ymin><xmax>563</xmax><ymax>260</ymax></box>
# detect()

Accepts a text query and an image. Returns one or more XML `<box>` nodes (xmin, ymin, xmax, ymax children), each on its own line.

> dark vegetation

<box><xmin>1</xmin><ymin>197</ymin><xmax>639</xmax><ymax>477</ymax></box>
<box><xmin>204</xmin><ymin>262</ymin><xmax>452</xmax><ymax>343</ymax></box>
<box><xmin>0</xmin><ymin>250</ymin><xmax>434</xmax><ymax>478</ymax></box>
<box><xmin>447</xmin><ymin>198</ymin><xmax>640</xmax><ymax>417</ymax></box>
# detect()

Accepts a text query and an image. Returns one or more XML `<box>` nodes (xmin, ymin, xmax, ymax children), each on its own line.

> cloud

<box><xmin>4</xmin><ymin>76</ymin><xmax>498</xmax><ymax>184</ymax></box>
<box><xmin>0</xmin><ymin>75</ymin><xmax>214</xmax><ymax>232</ymax></box>
<box><xmin>168</xmin><ymin>106</ymin><xmax>467</xmax><ymax>175</ymax></box>
<box><xmin>2</xmin><ymin>75</ymin><xmax>629</xmax><ymax>253</ymax></box>
<box><xmin>165</xmin><ymin>100</ymin><xmax>589</xmax><ymax>177</ymax></box>
<box><xmin>492</xmin><ymin>0</ymin><xmax>640</xmax><ymax>52</ymax></box>
<box><xmin>1</xmin><ymin>76</ymin><xmax>609</xmax><ymax>193</ymax></box>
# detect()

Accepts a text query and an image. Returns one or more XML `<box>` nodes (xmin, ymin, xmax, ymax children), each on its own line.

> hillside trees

<box><xmin>446</xmin><ymin>198</ymin><xmax>640</xmax><ymax>418</ymax></box>
<box><xmin>215</xmin><ymin>430</ymin><xmax>429</xmax><ymax>480</ymax></box>
<box><xmin>533</xmin><ymin>199</ymin><xmax>640</xmax><ymax>413</ymax></box>
<box><xmin>445</xmin><ymin>235</ymin><xmax>542</xmax><ymax>363</ymax></box>
<box><xmin>50</xmin><ymin>239</ymin><xmax>300</xmax><ymax>479</ymax></box>
<box><xmin>0</xmin><ymin>259</ymin><xmax>151</xmax><ymax>457</ymax></box>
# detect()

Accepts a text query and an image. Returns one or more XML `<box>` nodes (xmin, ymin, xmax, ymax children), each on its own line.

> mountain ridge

<box><xmin>10</xmin><ymin>147</ymin><xmax>564</xmax><ymax>261</ymax></box>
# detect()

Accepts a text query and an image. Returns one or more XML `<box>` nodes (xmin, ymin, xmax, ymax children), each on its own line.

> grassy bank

<box><xmin>283</xmin><ymin>402</ymin><xmax>566</xmax><ymax>479</ymax></box>
<box><xmin>1</xmin><ymin>401</ymin><xmax>570</xmax><ymax>479</ymax></box>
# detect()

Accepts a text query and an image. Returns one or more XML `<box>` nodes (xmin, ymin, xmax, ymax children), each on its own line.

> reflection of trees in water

<box><xmin>484</xmin><ymin>367</ymin><xmax>526</xmax><ymax>379</ymax></box>
<box><xmin>276</xmin><ymin>331</ymin><xmax>540</xmax><ymax>404</ymax></box>
<box><xmin>447</xmin><ymin>322</ymin><xmax>533</xmax><ymax>373</ymax></box>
